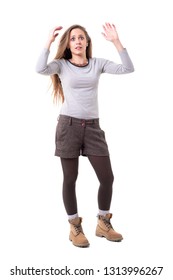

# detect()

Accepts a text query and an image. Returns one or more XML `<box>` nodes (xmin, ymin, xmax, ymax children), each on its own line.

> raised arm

<box><xmin>36</xmin><ymin>26</ymin><xmax>63</xmax><ymax>74</ymax></box>
<box><xmin>101</xmin><ymin>23</ymin><xmax>134</xmax><ymax>73</ymax></box>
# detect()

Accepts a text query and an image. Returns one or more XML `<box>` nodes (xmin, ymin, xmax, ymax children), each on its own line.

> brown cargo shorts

<box><xmin>55</xmin><ymin>115</ymin><xmax>109</xmax><ymax>158</ymax></box>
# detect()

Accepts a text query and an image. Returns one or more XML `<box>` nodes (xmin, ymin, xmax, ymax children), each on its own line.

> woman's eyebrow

<box><xmin>70</xmin><ymin>34</ymin><xmax>84</xmax><ymax>37</ymax></box>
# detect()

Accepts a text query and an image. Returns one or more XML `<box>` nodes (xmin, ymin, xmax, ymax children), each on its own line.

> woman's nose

<box><xmin>76</xmin><ymin>38</ymin><xmax>82</xmax><ymax>43</ymax></box>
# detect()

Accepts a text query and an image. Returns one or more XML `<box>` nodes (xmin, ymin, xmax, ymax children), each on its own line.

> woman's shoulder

<box><xmin>90</xmin><ymin>57</ymin><xmax>108</xmax><ymax>66</ymax></box>
<box><xmin>53</xmin><ymin>58</ymin><xmax>66</xmax><ymax>63</ymax></box>
<box><xmin>53</xmin><ymin>58</ymin><xmax>70</xmax><ymax>67</ymax></box>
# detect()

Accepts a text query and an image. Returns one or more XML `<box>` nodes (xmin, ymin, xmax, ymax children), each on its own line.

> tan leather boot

<box><xmin>96</xmin><ymin>213</ymin><xmax>123</xmax><ymax>242</ymax></box>
<box><xmin>69</xmin><ymin>217</ymin><xmax>90</xmax><ymax>247</ymax></box>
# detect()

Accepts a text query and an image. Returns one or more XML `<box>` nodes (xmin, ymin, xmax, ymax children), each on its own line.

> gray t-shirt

<box><xmin>36</xmin><ymin>48</ymin><xmax>134</xmax><ymax>119</ymax></box>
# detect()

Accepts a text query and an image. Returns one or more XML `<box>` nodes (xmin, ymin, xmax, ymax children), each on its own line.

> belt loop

<box><xmin>81</xmin><ymin>120</ymin><xmax>85</xmax><ymax>127</ymax></box>
<box><xmin>69</xmin><ymin>117</ymin><xmax>72</xmax><ymax>126</ymax></box>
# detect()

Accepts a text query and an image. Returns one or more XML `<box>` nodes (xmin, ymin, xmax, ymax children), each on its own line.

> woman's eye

<box><xmin>70</xmin><ymin>36</ymin><xmax>84</xmax><ymax>41</ymax></box>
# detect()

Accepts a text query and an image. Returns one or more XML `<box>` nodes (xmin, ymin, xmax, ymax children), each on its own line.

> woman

<box><xmin>36</xmin><ymin>23</ymin><xmax>134</xmax><ymax>247</ymax></box>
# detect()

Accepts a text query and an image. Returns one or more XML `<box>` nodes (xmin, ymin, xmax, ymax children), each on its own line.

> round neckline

<box><xmin>68</xmin><ymin>59</ymin><xmax>89</xmax><ymax>68</ymax></box>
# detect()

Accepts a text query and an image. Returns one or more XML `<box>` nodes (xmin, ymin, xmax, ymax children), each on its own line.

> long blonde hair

<box><xmin>51</xmin><ymin>24</ymin><xmax>92</xmax><ymax>103</ymax></box>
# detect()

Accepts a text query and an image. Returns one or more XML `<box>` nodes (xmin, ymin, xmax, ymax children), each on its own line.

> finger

<box><xmin>105</xmin><ymin>22</ymin><xmax>112</xmax><ymax>29</ymax></box>
<box><xmin>53</xmin><ymin>26</ymin><xmax>63</xmax><ymax>37</ymax></box>
<box><xmin>101</xmin><ymin>32</ymin><xmax>109</xmax><ymax>40</ymax></box>
<box><xmin>101</xmin><ymin>32</ymin><xmax>106</xmax><ymax>37</ymax></box>
<box><xmin>112</xmin><ymin>24</ymin><xmax>117</xmax><ymax>31</ymax></box>
<box><xmin>52</xmin><ymin>26</ymin><xmax>63</xmax><ymax>33</ymax></box>
<box><xmin>102</xmin><ymin>24</ymin><xmax>107</xmax><ymax>31</ymax></box>
<box><xmin>55</xmin><ymin>26</ymin><xmax>63</xmax><ymax>31</ymax></box>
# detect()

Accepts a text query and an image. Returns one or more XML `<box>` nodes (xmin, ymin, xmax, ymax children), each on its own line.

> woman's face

<box><xmin>68</xmin><ymin>28</ymin><xmax>88</xmax><ymax>57</ymax></box>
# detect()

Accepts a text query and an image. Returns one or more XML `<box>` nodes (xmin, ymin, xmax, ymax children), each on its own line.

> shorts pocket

<box><xmin>55</xmin><ymin>120</ymin><xmax>69</xmax><ymax>147</ymax></box>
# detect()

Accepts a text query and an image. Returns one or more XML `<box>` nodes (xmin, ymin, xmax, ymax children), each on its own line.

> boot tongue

<box><xmin>74</xmin><ymin>217</ymin><xmax>82</xmax><ymax>225</ymax></box>
<box><xmin>69</xmin><ymin>217</ymin><xmax>82</xmax><ymax>225</ymax></box>
<box><xmin>105</xmin><ymin>213</ymin><xmax>112</xmax><ymax>220</ymax></box>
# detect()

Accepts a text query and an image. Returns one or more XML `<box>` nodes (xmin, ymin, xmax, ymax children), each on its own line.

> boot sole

<box><xmin>69</xmin><ymin>238</ymin><xmax>90</xmax><ymax>248</ymax></box>
<box><xmin>96</xmin><ymin>233</ymin><xmax>123</xmax><ymax>242</ymax></box>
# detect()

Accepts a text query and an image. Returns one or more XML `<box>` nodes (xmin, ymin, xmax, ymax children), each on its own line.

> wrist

<box><xmin>45</xmin><ymin>40</ymin><xmax>52</xmax><ymax>50</ymax></box>
<box><xmin>112</xmin><ymin>39</ymin><xmax>124</xmax><ymax>51</ymax></box>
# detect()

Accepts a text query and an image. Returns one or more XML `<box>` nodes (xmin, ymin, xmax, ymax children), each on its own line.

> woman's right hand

<box><xmin>49</xmin><ymin>26</ymin><xmax>63</xmax><ymax>42</ymax></box>
<box><xmin>45</xmin><ymin>26</ymin><xmax>63</xmax><ymax>49</ymax></box>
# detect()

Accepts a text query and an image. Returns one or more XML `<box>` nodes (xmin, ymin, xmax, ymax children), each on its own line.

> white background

<box><xmin>0</xmin><ymin>0</ymin><xmax>173</xmax><ymax>279</ymax></box>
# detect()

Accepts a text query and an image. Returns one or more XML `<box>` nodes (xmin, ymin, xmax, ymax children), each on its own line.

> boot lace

<box><xmin>102</xmin><ymin>216</ymin><xmax>113</xmax><ymax>230</ymax></box>
<box><xmin>74</xmin><ymin>224</ymin><xmax>83</xmax><ymax>235</ymax></box>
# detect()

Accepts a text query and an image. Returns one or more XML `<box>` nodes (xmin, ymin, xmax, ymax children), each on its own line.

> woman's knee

<box><xmin>101</xmin><ymin>171</ymin><xmax>114</xmax><ymax>187</ymax></box>
<box><xmin>63</xmin><ymin>170</ymin><xmax>78</xmax><ymax>186</ymax></box>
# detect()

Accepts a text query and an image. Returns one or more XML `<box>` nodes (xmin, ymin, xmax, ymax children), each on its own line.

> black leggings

<box><xmin>60</xmin><ymin>156</ymin><xmax>114</xmax><ymax>215</ymax></box>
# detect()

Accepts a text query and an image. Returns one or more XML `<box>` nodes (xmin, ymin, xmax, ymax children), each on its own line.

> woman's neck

<box><xmin>69</xmin><ymin>55</ymin><xmax>88</xmax><ymax>66</ymax></box>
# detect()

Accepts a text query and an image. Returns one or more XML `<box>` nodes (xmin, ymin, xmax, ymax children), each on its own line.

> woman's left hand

<box><xmin>102</xmin><ymin>23</ymin><xmax>119</xmax><ymax>43</ymax></box>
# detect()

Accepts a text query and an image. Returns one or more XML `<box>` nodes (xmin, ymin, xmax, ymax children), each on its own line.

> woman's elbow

<box><xmin>130</xmin><ymin>67</ymin><xmax>135</xmax><ymax>73</ymax></box>
<box><xmin>35</xmin><ymin>66</ymin><xmax>48</xmax><ymax>75</ymax></box>
<box><xmin>126</xmin><ymin>66</ymin><xmax>135</xmax><ymax>73</ymax></box>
